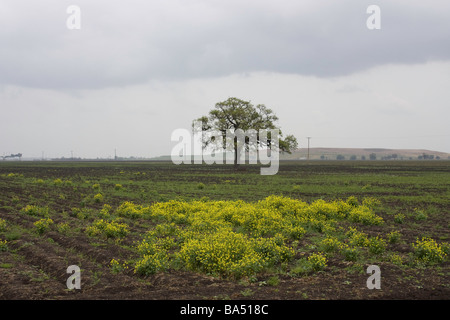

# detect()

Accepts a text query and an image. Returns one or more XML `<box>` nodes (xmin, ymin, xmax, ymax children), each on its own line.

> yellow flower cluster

<box><xmin>132</xmin><ymin>195</ymin><xmax>383</xmax><ymax>278</ymax></box>
<box><xmin>319</xmin><ymin>236</ymin><xmax>347</xmax><ymax>252</ymax></box>
<box><xmin>110</xmin><ymin>258</ymin><xmax>130</xmax><ymax>273</ymax></box>
<box><xmin>57</xmin><ymin>222</ymin><xmax>70</xmax><ymax>234</ymax></box>
<box><xmin>98</xmin><ymin>204</ymin><xmax>112</xmax><ymax>218</ymax></box>
<box><xmin>147</xmin><ymin>195</ymin><xmax>382</xmax><ymax>235</ymax></box>
<box><xmin>134</xmin><ymin>251</ymin><xmax>170</xmax><ymax>275</ymax></box>
<box><xmin>71</xmin><ymin>207</ymin><xmax>93</xmax><ymax>220</ymax></box>
<box><xmin>85</xmin><ymin>219</ymin><xmax>129</xmax><ymax>239</ymax></box>
<box><xmin>367</xmin><ymin>236</ymin><xmax>387</xmax><ymax>255</ymax></box>
<box><xmin>34</xmin><ymin>178</ymin><xmax>45</xmax><ymax>184</ymax></box>
<box><xmin>307</xmin><ymin>252</ymin><xmax>327</xmax><ymax>271</ymax></box>
<box><xmin>346</xmin><ymin>227</ymin><xmax>370</xmax><ymax>247</ymax></box>
<box><xmin>53</xmin><ymin>178</ymin><xmax>72</xmax><ymax>186</ymax></box>
<box><xmin>0</xmin><ymin>218</ymin><xmax>7</xmax><ymax>231</ymax></box>
<box><xmin>0</xmin><ymin>239</ymin><xmax>8</xmax><ymax>251</ymax></box>
<box><xmin>21</xmin><ymin>205</ymin><xmax>49</xmax><ymax>217</ymax></box>
<box><xmin>412</xmin><ymin>237</ymin><xmax>448</xmax><ymax>264</ymax></box>
<box><xmin>93</xmin><ymin>193</ymin><xmax>104</xmax><ymax>203</ymax></box>
<box><xmin>34</xmin><ymin>218</ymin><xmax>54</xmax><ymax>235</ymax></box>
<box><xmin>6</xmin><ymin>173</ymin><xmax>23</xmax><ymax>178</ymax></box>
<box><xmin>347</xmin><ymin>206</ymin><xmax>384</xmax><ymax>225</ymax></box>
<box><xmin>116</xmin><ymin>201</ymin><xmax>150</xmax><ymax>219</ymax></box>
<box><xmin>389</xmin><ymin>253</ymin><xmax>404</xmax><ymax>266</ymax></box>
<box><xmin>178</xmin><ymin>230</ymin><xmax>266</xmax><ymax>278</ymax></box>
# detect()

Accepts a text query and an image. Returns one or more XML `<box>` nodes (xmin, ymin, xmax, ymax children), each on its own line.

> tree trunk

<box><xmin>234</xmin><ymin>142</ymin><xmax>239</xmax><ymax>169</ymax></box>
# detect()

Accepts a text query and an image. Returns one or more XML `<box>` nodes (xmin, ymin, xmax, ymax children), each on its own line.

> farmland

<box><xmin>0</xmin><ymin>160</ymin><xmax>449</xmax><ymax>300</ymax></box>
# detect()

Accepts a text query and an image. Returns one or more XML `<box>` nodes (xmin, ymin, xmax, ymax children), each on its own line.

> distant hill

<box><xmin>281</xmin><ymin>148</ymin><xmax>450</xmax><ymax>160</ymax></box>
<box><xmin>150</xmin><ymin>148</ymin><xmax>450</xmax><ymax>161</ymax></box>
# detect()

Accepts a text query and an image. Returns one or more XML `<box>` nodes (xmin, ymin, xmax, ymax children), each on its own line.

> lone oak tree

<box><xmin>194</xmin><ymin>97</ymin><xmax>298</xmax><ymax>168</ymax></box>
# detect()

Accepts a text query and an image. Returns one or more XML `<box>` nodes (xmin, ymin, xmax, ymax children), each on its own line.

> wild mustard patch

<box><xmin>387</xmin><ymin>230</ymin><xmax>402</xmax><ymax>244</ymax></box>
<box><xmin>21</xmin><ymin>205</ymin><xmax>49</xmax><ymax>218</ymax></box>
<box><xmin>56</xmin><ymin>222</ymin><xmax>70</xmax><ymax>234</ymax></box>
<box><xmin>178</xmin><ymin>230</ymin><xmax>267</xmax><ymax>278</ymax></box>
<box><xmin>389</xmin><ymin>253</ymin><xmax>404</xmax><ymax>266</ymax></box>
<box><xmin>71</xmin><ymin>207</ymin><xmax>93</xmax><ymax>220</ymax></box>
<box><xmin>134</xmin><ymin>251</ymin><xmax>170</xmax><ymax>275</ymax></box>
<box><xmin>319</xmin><ymin>236</ymin><xmax>347</xmax><ymax>253</ymax></box>
<box><xmin>98</xmin><ymin>204</ymin><xmax>112</xmax><ymax>219</ymax></box>
<box><xmin>394</xmin><ymin>213</ymin><xmax>405</xmax><ymax>224</ymax></box>
<box><xmin>0</xmin><ymin>218</ymin><xmax>7</xmax><ymax>232</ymax></box>
<box><xmin>341</xmin><ymin>247</ymin><xmax>359</xmax><ymax>262</ymax></box>
<box><xmin>412</xmin><ymin>237</ymin><xmax>448</xmax><ymax>264</ymax></box>
<box><xmin>307</xmin><ymin>252</ymin><xmax>328</xmax><ymax>271</ymax></box>
<box><xmin>92</xmin><ymin>183</ymin><xmax>101</xmax><ymax>190</ymax></box>
<box><xmin>7</xmin><ymin>173</ymin><xmax>23</xmax><ymax>178</ymax></box>
<box><xmin>132</xmin><ymin>195</ymin><xmax>385</xmax><ymax>278</ymax></box>
<box><xmin>34</xmin><ymin>218</ymin><xmax>54</xmax><ymax>235</ymax></box>
<box><xmin>0</xmin><ymin>239</ymin><xmax>8</xmax><ymax>252</ymax></box>
<box><xmin>367</xmin><ymin>236</ymin><xmax>387</xmax><ymax>256</ymax></box>
<box><xmin>116</xmin><ymin>201</ymin><xmax>151</xmax><ymax>219</ymax></box>
<box><xmin>110</xmin><ymin>258</ymin><xmax>129</xmax><ymax>273</ymax></box>
<box><xmin>346</xmin><ymin>227</ymin><xmax>370</xmax><ymax>247</ymax></box>
<box><xmin>34</xmin><ymin>178</ymin><xmax>45</xmax><ymax>185</ymax></box>
<box><xmin>85</xmin><ymin>219</ymin><xmax>129</xmax><ymax>239</ymax></box>
<box><xmin>93</xmin><ymin>193</ymin><xmax>104</xmax><ymax>203</ymax></box>
<box><xmin>53</xmin><ymin>178</ymin><xmax>64</xmax><ymax>186</ymax></box>
<box><xmin>348</xmin><ymin>206</ymin><xmax>384</xmax><ymax>225</ymax></box>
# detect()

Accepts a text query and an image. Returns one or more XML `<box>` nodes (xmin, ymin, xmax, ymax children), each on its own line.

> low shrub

<box><xmin>0</xmin><ymin>218</ymin><xmax>7</xmax><ymax>232</ymax></box>
<box><xmin>308</xmin><ymin>252</ymin><xmax>328</xmax><ymax>271</ymax></box>
<box><xmin>93</xmin><ymin>193</ymin><xmax>104</xmax><ymax>203</ymax></box>
<box><xmin>367</xmin><ymin>236</ymin><xmax>387</xmax><ymax>256</ymax></box>
<box><xmin>86</xmin><ymin>219</ymin><xmax>129</xmax><ymax>239</ymax></box>
<box><xmin>412</xmin><ymin>237</ymin><xmax>447</xmax><ymax>264</ymax></box>
<box><xmin>0</xmin><ymin>239</ymin><xmax>8</xmax><ymax>252</ymax></box>
<box><xmin>34</xmin><ymin>218</ymin><xmax>54</xmax><ymax>235</ymax></box>
<box><xmin>21</xmin><ymin>205</ymin><xmax>49</xmax><ymax>218</ymax></box>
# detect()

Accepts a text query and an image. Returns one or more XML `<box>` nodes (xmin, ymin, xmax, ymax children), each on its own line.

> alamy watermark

<box><xmin>366</xmin><ymin>265</ymin><xmax>381</xmax><ymax>289</ymax></box>
<box><xmin>66</xmin><ymin>5</ymin><xmax>380</xmax><ymax>31</ymax></box>
<box><xmin>66</xmin><ymin>265</ymin><xmax>81</xmax><ymax>289</ymax></box>
<box><xmin>367</xmin><ymin>5</ymin><xmax>381</xmax><ymax>30</ymax></box>
<box><xmin>66</xmin><ymin>5</ymin><xmax>81</xmax><ymax>30</ymax></box>
<box><xmin>171</xmin><ymin>121</ymin><xmax>280</xmax><ymax>175</ymax></box>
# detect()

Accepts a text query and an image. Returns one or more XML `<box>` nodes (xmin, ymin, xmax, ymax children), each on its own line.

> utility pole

<box><xmin>306</xmin><ymin>137</ymin><xmax>311</xmax><ymax>160</ymax></box>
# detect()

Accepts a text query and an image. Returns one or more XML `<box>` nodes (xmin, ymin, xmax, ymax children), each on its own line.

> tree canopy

<box><xmin>194</xmin><ymin>97</ymin><xmax>298</xmax><ymax>167</ymax></box>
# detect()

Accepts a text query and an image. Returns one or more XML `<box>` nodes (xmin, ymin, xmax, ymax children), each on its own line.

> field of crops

<box><xmin>0</xmin><ymin>160</ymin><xmax>449</xmax><ymax>300</ymax></box>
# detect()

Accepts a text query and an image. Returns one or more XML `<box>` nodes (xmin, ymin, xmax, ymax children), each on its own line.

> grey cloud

<box><xmin>0</xmin><ymin>0</ymin><xmax>449</xmax><ymax>90</ymax></box>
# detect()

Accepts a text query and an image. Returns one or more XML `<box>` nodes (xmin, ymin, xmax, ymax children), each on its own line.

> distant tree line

<box><xmin>318</xmin><ymin>152</ymin><xmax>444</xmax><ymax>160</ymax></box>
<box><xmin>418</xmin><ymin>153</ymin><xmax>440</xmax><ymax>160</ymax></box>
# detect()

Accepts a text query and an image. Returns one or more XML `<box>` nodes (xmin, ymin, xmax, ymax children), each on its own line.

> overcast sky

<box><xmin>1</xmin><ymin>0</ymin><xmax>449</xmax><ymax>159</ymax></box>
